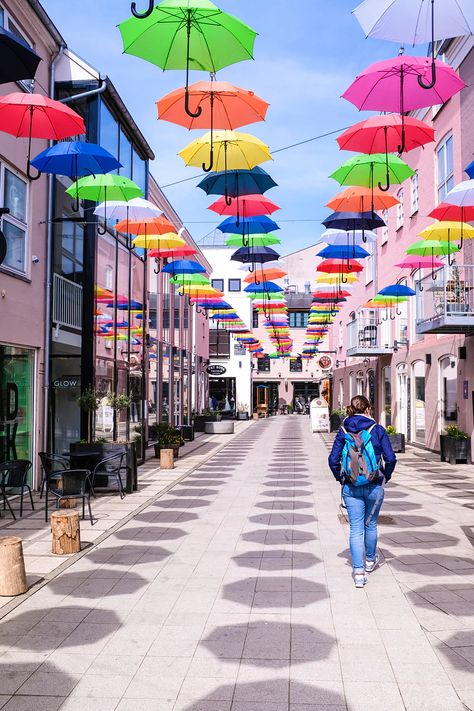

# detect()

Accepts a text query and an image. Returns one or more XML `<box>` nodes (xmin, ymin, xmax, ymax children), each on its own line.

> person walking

<box><xmin>328</xmin><ymin>395</ymin><xmax>397</xmax><ymax>588</ymax></box>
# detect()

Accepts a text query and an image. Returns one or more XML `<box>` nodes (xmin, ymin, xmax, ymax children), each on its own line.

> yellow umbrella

<box><xmin>315</xmin><ymin>273</ymin><xmax>359</xmax><ymax>284</ymax></box>
<box><xmin>132</xmin><ymin>233</ymin><xmax>185</xmax><ymax>249</ymax></box>
<box><xmin>179</xmin><ymin>130</ymin><xmax>271</xmax><ymax>171</ymax></box>
<box><xmin>419</xmin><ymin>221</ymin><xmax>474</xmax><ymax>263</ymax></box>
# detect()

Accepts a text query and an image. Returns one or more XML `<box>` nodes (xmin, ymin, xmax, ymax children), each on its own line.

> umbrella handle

<box><xmin>448</xmin><ymin>252</ymin><xmax>455</xmax><ymax>266</ymax></box>
<box><xmin>224</xmin><ymin>188</ymin><xmax>232</xmax><ymax>206</ymax></box>
<box><xmin>390</xmin><ymin>312</ymin><xmax>396</xmax><ymax>320</ymax></box>
<box><xmin>417</xmin><ymin>1</ymin><xmax>437</xmax><ymax>90</ymax></box>
<box><xmin>396</xmin><ymin>307</ymin><xmax>402</xmax><ymax>316</ymax></box>
<box><xmin>153</xmin><ymin>258</ymin><xmax>161</xmax><ymax>275</ymax></box>
<box><xmin>131</xmin><ymin>1</ymin><xmax>154</xmax><ymax>19</ymax></box>
<box><xmin>242</xmin><ymin>234</ymin><xmax>249</xmax><ymax>248</ymax></box>
<box><xmin>341</xmin><ymin>273</ymin><xmax>347</xmax><ymax>284</ymax></box>
<box><xmin>397</xmin><ymin>126</ymin><xmax>406</xmax><ymax>154</ymax></box>
<box><xmin>71</xmin><ymin>195</ymin><xmax>80</xmax><ymax>213</ymax></box>
<box><xmin>202</xmin><ymin>148</ymin><xmax>214</xmax><ymax>172</ymax></box>
<box><xmin>27</xmin><ymin>159</ymin><xmax>41</xmax><ymax>182</ymax></box>
<box><xmin>377</xmin><ymin>173</ymin><xmax>391</xmax><ymax>192</ymax></box>
<box><xmin>184</xmin><ymin>10</ymin><xmax>203</xmax><ymax>119</ymax></box>
<box><xmin>98</xmin><ymin>223</ymin><xmax>107</xmax><ymax>236</ymax></box>
<box><xmin>419</xmin><ymin>282</ymin><xmax>424</xmax><ymax>292</ymax></box>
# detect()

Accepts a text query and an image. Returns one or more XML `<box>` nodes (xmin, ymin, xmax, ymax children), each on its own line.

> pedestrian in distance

<box><xmin>328</xmin><ymin>395</ymin><xmax>397</xmax><ymax>588</ymax></box>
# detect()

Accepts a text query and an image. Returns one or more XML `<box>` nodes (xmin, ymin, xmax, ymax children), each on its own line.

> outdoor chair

<box><xmin>0</xmin><ymin>460</ymin><xmax>33</xmax><ymax>519</ymax></box>
<box><xmin>91</xmin><ymin>453</ymin><xmax>127</xmax><ymax>500</ymax></box>
<box><xmin>45</xmin><ymin>469</ymin><xmax>93</xmax><ymax>524</ymax></box>
<box><xmin>38</xmin><ymin>452</ymin><xmax>70</xmax><ymax>499</ymax></box>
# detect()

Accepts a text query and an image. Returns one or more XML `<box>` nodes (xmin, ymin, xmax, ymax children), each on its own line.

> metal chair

<box><xmin>92</xmin><ymin>453</ymin><xmax>127</xmax><ymax>499</ymax></box>
<box><xmin>38</xmin><ymin>452</ymin><xmax>70</xmax><ymax>499</ymax></box>
<box><xmin>45</xmin><ymin>469</ymin><xmax>93</xmax><ymax>524</ymax></box>
<box><xmin>0</xmin><ymin>460</ymin><xmax>33</xmax><ymax>519</ymax></box>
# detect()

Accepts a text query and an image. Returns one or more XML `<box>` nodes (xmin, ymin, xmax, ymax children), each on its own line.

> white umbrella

<box><xmin>94</xmin><ymin>197</ymin><xmax>162</xmax><ymax>221</ymax></box>
<box><xmin>238</xmin><ymin>260</ymin><xmax>286</xmax><ymax>271</ymax></box>
<box><xmin>353</xmin><ymin>0</ymin><xmax>474</xmax><ymax>88</ymax></box>
<box><xmin>317</xmin><ymin>229</ymin><xmax>377</xmax><ymax>245</ymax></box>
<box><xmin>444</xmin><ymin>180</ymin><xmax>474</xmax><ymax>247</ymax></box>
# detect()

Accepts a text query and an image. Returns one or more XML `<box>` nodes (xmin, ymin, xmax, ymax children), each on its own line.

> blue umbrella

<box><xmin>465</xmin><ymin>161</ymin><xmax>474</xmax><ymax>180</ymax></box>
<box><xmin>378</xmin><ymin>284</ymin><xmax>416</xmax><ymax>297</ymax></box>
<box><xmin>218</xmin><ymin>215</ymin><xmax>279</xmax><ymax>235</ymax></box>
<box><xmin>162</xmin><ymin>260</ymin><xmax>206</xmax><ymax>275</ymax></box>
<box><xmin>115</xmin><ymin>300</ymin><xmax>142</xmax><ymax>310</ymax></box>
<box><xmin>31</xmin><ymin>141</ymin><xmax>122</xmax><ymax>212</ymax></box>
<box><xmin>231</xmin><ymin>246</ymin><xmax>280</xmax><ymax>265</ymax></box>
<box><xmin>316</xmin><ymin>244</ymin><xmax>371</xmax><ymax>259</ymax></box>
<box><xmin>244</xmin><ymin>282</ymin><xmax>283</xmax><ymax>293</ymax></box>
<box><xmin>322</xmin><ymin>211</ymin><xmax>385</xmax><ymax>231</ymax></box>
<box><xmin>197</xmin><ymin>166</ymin><xmax>277</xmax><ymax>197</ymax></box>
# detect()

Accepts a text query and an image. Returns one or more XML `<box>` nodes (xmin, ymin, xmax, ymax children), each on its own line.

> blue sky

<box><xmin>42</xmin><ymin>0</ymin><xmax>413</xmax><ymax>254</ymax></box>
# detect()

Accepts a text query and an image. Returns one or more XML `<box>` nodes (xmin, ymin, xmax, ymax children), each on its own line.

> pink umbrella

<box><xmin>395</xmin><ymin>254</ymin><xmax>445</xmax><ymax>284</ymax></box>
<box><xmin>342</xmin><ymin>56</ymin><xmax>465</xmax><ymax>152</ymax></box>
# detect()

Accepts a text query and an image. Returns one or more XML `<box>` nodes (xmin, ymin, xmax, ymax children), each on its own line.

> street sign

<box><xmin>207</xmin><ymin>364</ymin><xmax>227</xmax><ymax>376</ymax></box>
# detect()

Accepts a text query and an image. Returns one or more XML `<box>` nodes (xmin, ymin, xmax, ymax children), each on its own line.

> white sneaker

<box><xmin>365</xmin><ymin>553</ymin><xmax>380</xmax><ymax>573</ymax></box>
<box><xmin>353</xmin><ymin>572</ymin><xmax>368</xmax><ymax>588</ymax></box>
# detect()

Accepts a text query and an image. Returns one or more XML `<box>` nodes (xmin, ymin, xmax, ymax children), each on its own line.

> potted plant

<box><xmin>386</xmin><ymin>425</ymin><xmax>406</xmax><ymax>453</ymax></box>
<box><xmin>330</xmin><ymin>408</ymin><xmax>346</xmax><ymax>432</ymax></box>
<box><xmin>440</xmin><ymin>425</ymin><xmax>472</xmax><ymax>464</ymax></box>
<box><xmin>193</xmin><ymin>409</ymin><xmax>222</xmax><ymax>432</ymax></box>
<box><xmin>77</xmin><ymin>387</ymin><xmax>100</xmax><ymax>443</ymax></box>
<box><xmin>107</xmin><ymin>393</ymin><xmax>131</xmax><ymax>442</ymax></box>
<box><xmin>237</xmin><ymin>403</ymin><xmax>249</xmax><ymax>420</ymax></box>
<box><xmin>152</xmin><ymin>423</ymin><xmax>185</xmax><ymax>459</ymax></box>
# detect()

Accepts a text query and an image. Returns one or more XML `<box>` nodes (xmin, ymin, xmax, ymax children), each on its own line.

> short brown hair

<box><xmin>347</xmin><ymin>395</ymin><xmax>371</xmax><ymax>416</ymax></box>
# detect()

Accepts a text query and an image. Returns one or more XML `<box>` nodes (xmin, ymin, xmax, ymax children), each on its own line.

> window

<box><xmin>132</xmin><ymin>149</ymin><xmax>147</xmax><ymax>194</ymax></box>
<box><xmin>209</xmin><ymin>328</ymin><xmax>230</xmax><ymax>358</ymax></box>
<box><xmin>100</xmin><ymin>101</ymin><xmax>119</xmax><ymax>163</ymax></box>
<box><xmin>289</xmin><ymin>357</ymin><xmax>303</xmax><ymax>372</ymax></box>
<box><xmin>252</xmin><ymin>310</ymin><xmax>259</xmax><ymax>328</ymax></box>
<box><xmin>105</xmin><ymin>265</ymin><xmax>113</xmax><ymax>291</ymax></box>
<box><xmin>257</xmin><ymin>357</ymin><xmax>270</xmax><ymax>372</ymax></box>
<box><xmin>211</xmin><ymin>278</ymin><xmax>224</xmax><ymax>292</ymax></box>
<box><xmin>410</xmin><ymin>171</ymin><xmax>419</xmax><ymax>215</ymax></box>
<box><xmin>396</xmin><ymin>188</ymin><xmax>404</xmax><ymax>229</ymax></box>
<box><xmin>289</xmin><ymin>311</ymin><xmax>309</xmax><ymax>328</ymax></box>
<box><xmin>228</xmin><ymin>278</ymin><xmax>241</xmax><ymax>292</ymax></box>
<box><xmin>2</xmin><ymin>167</ymin><xmax>28</xmax><ymax>275</ymax></box>
<box><xmin>381</xmin><ymin>209</ymin><xmax>389</xmax><ymax>245</ymax></box>
<box><xmin>437</xmin><ymin>134</ymin><xmax>454</xmax><ymax>203</ymax></box>
<box><xmin>364</xmin><ymin>242</ymin><xmax>374</xmax><ymax>285</ymax></box>
<box><xmin>119</xmin><ymin>129</ymin><xmax>132</xmax><ymax>179</ymax></box>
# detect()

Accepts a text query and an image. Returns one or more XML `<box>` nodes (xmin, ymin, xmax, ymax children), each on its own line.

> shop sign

<box><xmin>207</xmin><ymin>364</ymin><xmax>227</xmax><ymax>376</ymax></box>
<box><xmin>318</xmin><ymin>355</ymin><xmax>333</xmax><ymax>371</ymax></box>
<box><xmin>52</xmin><ymin>377</ymin><xmax>80</xmax><ymax>389</ymax></box>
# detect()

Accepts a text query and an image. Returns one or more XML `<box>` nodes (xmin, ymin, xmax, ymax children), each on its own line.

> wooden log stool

<box><xmin>51</xmin><ymin>510</ymin><xmax>81</xmax><ymax>555</ymax></box>
<box><xmin>0</xmin><ymin>537</ymin><xmax>28</xmax><ymax>596</ymax></box>
<box><xmin>160</xmin><ymin>448</ymin><xmax>175</xmax><ymax>470</ymax></box>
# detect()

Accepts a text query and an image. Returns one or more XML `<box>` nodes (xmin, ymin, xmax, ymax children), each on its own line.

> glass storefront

<box><xmin>382</xmin><ymin>366</ymin><xmax>392</xmax><ymax>426</ymax></box>
<box><xmin>412</xmin><ymin>360</ymin><xmax>426</xmax><ymax>444</ymax></box>
<box><xmin>0</xmin><ymin>345</ymin><xmax>34</xmax><ymax>479</ymax></box>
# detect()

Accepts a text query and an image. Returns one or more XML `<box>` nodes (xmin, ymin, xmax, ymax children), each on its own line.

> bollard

<box><xmin>160</xmin><ymin>448</ymin><xmax>175</xmax><ymax>470</ymax></box>
<box><xmin>0</xmin><ymin>536</ymin><xmax>28</xmax><ymax>596</ymax></box>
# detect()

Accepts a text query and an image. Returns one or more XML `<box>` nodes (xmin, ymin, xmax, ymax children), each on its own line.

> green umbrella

<box><xmin>66</xmin><ymin>174</ymin><xmax>143</xmax><ymax>235</ymax></box>
<box><xmin>118</xmin><ymin>0</ymin><xmax>257</xmax><ymax>119</ymax></box>
<box><xmin>406</xmin><ymin>239</ymin><xmax>460</xmax><ymax>260</ymax></box>
<box><xmin>170</xmin><ymin>273</ymin><xmax>210</xmax><ymax>285</ymax></box>
<box><xmin>225</xmin><ymin>233</ymin><xmax>280</xmax><ymax>247</ymax></box>
<box><xmin>329</xmin><ymin>153</ymin><xmax>414</xmax><ymax>191</ymax></box>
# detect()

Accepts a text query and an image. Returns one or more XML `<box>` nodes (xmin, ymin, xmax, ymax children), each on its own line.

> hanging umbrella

<box><xmin>119</xmin><ymin>0</ymin><xmax>257</xmax><ymax>118</ymax></box>
<box><xmin>418</xmin><ymin>221</ymin><xmax>474</xmax><ymax>263</ymax></box>
<box><xmin>406</xmin><ymin>239</ymin><xmax>461</xmax><ymax>271</ymax></box>
<box><xmin>316</xmin><ymin>245</ymin><xmax>371</xmax><ymax>259</ymax></box>
<box><xmin>132</xmin><ymin>234</ymin><xmax>184</xmax><ymax>249</ymax></box>
<box><xmin>317</xmin><ymin>228</ymin><xmax>377</xmax><ymax>245</ymax></box>
<box><xmin>162</xmin><ymin>259</ymin><xmax>206</xmax><ymax>276</ymax></box>
<box><xmin>244</xmin><ymin>282</ymin><xmax>283</xmax><ymax>293</ymax></box>
<box><xmin>0</xmin><ymin>92</ymin><xmax>85</xmax><ymax>179</ymax></box>
<box><xmin>170</xmin><ymin>273</ymin><xmax>209</xmax><ymax>286</ymax></box>
<box><xmin>379</xmin><ymin>284</ymin><xmax>416</xmax><ymax>297</ymax></box>
<box><xmin>317</xmin><ymin>259</ymin><xmax>364</xmax><ymax>273</ymax></box>
<box><xmin>353</xmin><ymin>0</ymin><xmax>474</xmax><ymax>90</ymax></box>
<box><xmin>330</xmin><ymin>153</ymin><xmax>414</xmax><ymax>194</ymax></box>
<box><xmin>322</xmin><ymin>211</ymin><xmax>385</xmax><ymax>235</ymax></box>
<box><xmin>179</xmin><ymin>130</ymin><xmax>271</xmax><ymax>178</ymax></box>
<box><xmin>465</xmin><ymin>161</ymin><xmax>474</xmax><ymax>180</ymax></box>
<box><xmin>395</xmin><ymin>256</ymin><xmax>445</xmax><ymax>279</ymax></box>
<box><xmin>94</xmin><ymin>198</ymin><xmax>162</xmax><ymax>235</ymax></box>
<box><xmin>315</xmin><ymin>273</ymin><xmax>359</xmax><ymax>284</ymax></box>
<box><xmin>157</xmin><ymin>79</ymin><xmax>268</xmax><ymax>171</ymax></box>
<box><xmin>429</xmin><ymin>202</ymin><xmax>474</xmax><ymax>224</ymax></box>
<box><xmin>66</xmin><ymin>175</ymin><xmax>143</xmax><ymax>235</ymax></box>
<box><xmin>326</xmin><ymin>186</ymin><xmax>399</xmax><ymax>213</ymax></box>
<box><xmin>115</xmin><ymin>215</ymin><xmax>176</xmax><ymax>235</ymax></box>
<box><xmin>443</xmin><ymin>181</ymin><xmax>474</xmax><ymax>247</ymax></box>
<box><xmin>244</xmin><ymin>267</ymin><xmax>286</xmax><ymax>282</ymax></box>
<box><xmin>0</xmin><ymin>26</ymin><xmax>41</xmax><ymax>84</ymax></box>
<box><xmin>225</xmin><ymin>234</ymin><xmax>280</xmax><ymax>247</ymax></box>
<box><xmin>197</xmin><ymin>166</ymin><xmax>277</xmax><ymax>204</ymax></box>
<box><xmin>337</xmin><ymin>114</ymin><xmax>434</xmax><ymax>155</ymax></box>
<box><xmin>218</xmin><ymin>215</ymin><xmax>279</xmax><ymax>235</ymax></box>
<box><xmin>148</xmin><ymin>244</ymin><xmax>196</xmax><ymax>259</ymax></box>
<box><xmin>342</xmin><ymin>56</ymin><xmax>465</xmax><ymax>152</ymax></box>
<box><xmin>208</xmin><ymin>193</ymin><xmax>280</xmax><ymax>217</ymax></box>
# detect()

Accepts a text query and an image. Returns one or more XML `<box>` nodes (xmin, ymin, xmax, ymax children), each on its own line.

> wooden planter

<box><xmin>388</xmin><ymin>433</ymin><xmax>406</xmax><ymax>453</ymax></box>
<box><xmin>440</xmin><ymin>435</ymin><xmax>472</xmax><ymax>464</ymax></box>
<box><xmin>69</xmin><ymin>442</ymin><xmax>137</xmax><ymax>493</ymax></box>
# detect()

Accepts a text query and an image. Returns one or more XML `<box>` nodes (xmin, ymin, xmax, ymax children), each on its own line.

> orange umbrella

<box><xmin>326</xmin><ymin>186</ymin><xmax>399</xmax><ymax>212</ymax></box>
<box><xmin>115</xmin><ymin>216</ymin><xmax>176</xmax><ymax>235</ymax></box>
<box><xmin>244</xmin><ymin>267</ymin><xmax>286</xmax><ymax>282</ymax></box>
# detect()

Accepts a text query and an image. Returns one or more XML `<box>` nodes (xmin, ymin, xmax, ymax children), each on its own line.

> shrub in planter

<box><xmin>237</xmin><ymin>403</ymin><xmax>249</xmax><ymax>420</ymax></box>
<box><xmin>151</xmin><ymin>423</ymin><xmax>185</xmax><ymax>459</ymax></box>
<box><xmin>440</xmin><ymin>426</ymin><xmax>472</xmax><ymax>464</ymax></box>
<box><xmin>193</xmin><ymin>410</ymin><xmax>221</xmax><ymax>432</ymax></box>
<box><xmin>386</xmin><ymin>425</ymin><xmax>406</xmax><ymax>453</ymax></box>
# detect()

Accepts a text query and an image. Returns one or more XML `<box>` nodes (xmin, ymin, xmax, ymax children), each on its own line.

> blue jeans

<box><xmin>342</xmin><ymin>482</ymin><xmax>384</xmax><ymax>573</ymax></box>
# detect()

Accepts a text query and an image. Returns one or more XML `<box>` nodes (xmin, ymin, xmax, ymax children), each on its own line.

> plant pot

<box><xmin>69</xmin><ymin>441</ymin><xmax>137</xmax><ymax>493</ymax></box>
<box><xmin>388</xmin><ymin>433</ymin><xmax>405</xmax><ymax>453</ymax></box>
<box><xmin>193</xmin><ymin>414</ymin><xmax>219</xmax><ymax>432</ymax></box>
<box><xmin>237</xmin><ymin>412</ymin><xmax>249</xmax><ymax>420</ymax></box>
<box><xmin>440</xmin><ymin>435</ymin><xmax>472</xmax><ymax>464</ymax></box>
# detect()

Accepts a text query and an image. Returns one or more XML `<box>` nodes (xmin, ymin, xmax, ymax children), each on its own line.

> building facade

<box><xmin>329</xmin><ymin>38</ymin><xmax>474</xmax><ymax>456</ymax></box>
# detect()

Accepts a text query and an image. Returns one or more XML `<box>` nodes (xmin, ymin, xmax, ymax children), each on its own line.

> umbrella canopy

<box><xmin>465</xmin><ymin>161</ymin><xmax>474</xmax><ymax>180</ymax></box>
<box><xmin>0</xmin><ymin>26</ymin><xmax>41</xmax><ymax>84</ymax></box>
<box><xmin>395</xmin><ymin>256</ymin><xmax>444</xmax><ymax>269</ymax></box>
<box><xmin>148</xmin><ymin>244</ymin><xmax>194</xmax><ymax>258</ymax></box>
<box><xmin>317</xmin><ymin>259</ymin><xmax>364</xmax><ymax>273</ymax></box>
<box><xmin>326</xmin><ymin>186</ymin><xmax>399</xmax><ymax>212</ymax></box>
<box><xmin>162</xmin><ymin>260</ymin><xmax>206</xmax><ymax>275</ymax></box>
<box><xmin>31</xmin><ymin>141</ymin><xmax>121</xmax><ymax>177</ymax></box>
<box><xmin>132</xmin><ymin>234</ymin><xmax>184</xmax><ymax>249</ymax></box>
<box><xmin>429</xmin><ymin>203</ymin><xmax>474</xmax><ymax>223</ymax></box>
<box><xmin>225</xmin><ymin>234</ymin><xmax>280</xmax><ymax>247</ymax></box>
<box><xmin>244</xmin><ymin>282</ymin><xmax>283</xmax><ymax>293</ymax></box>
<box><xmin>317</xmin><ymin>229</ymin><xmax>377</xmax><ymax>245</ymax></box>
<box><xmin>315</xmin><ymin>273</ymin><xmax>359</xmax><ymax>284</ymax></box>
<box><xmin>316</xmin><ymin>245</ymin><xmax>371</xmax><ymax>259</ymax></box>
<box><xmin>379</xmin><ymin>284</ymin><xmax>416</xmax><ymax>297</ymax></box>
<box><xmin>66</xmin><ymin>174</ymin><xmax>142</xmax><ymax>202</ymax></box>
<box><xmin>218</xmin><ymin>215</ymin><xmax>279</xmax><ymax>234</ymax></box>
<box><xmin>330</xmin><ymin>153</ymin><xmax>414</xmax><ymax>193</ymax></box>
<box><xmin>208</xmin><ymin>193</ymin><xmax>280</xmax><ymax>217</ymax></box>
<box><xmin>115</xmin><ymin>216</ymin><xmax>176</xmax><ymax>235</ymax></box>
<box><xmin>244</xmin><ymin>267</ymin><xmax>286</xmax><ymax>282</ymax></box>
<box><xmin>406</xmin><ymin>239</ymin><xmax>461</xmax><ymax>257</ymax></box>
<box><xmin>0</xmin><ymin>92</ymin><xmax>85</xmax><ymax>179</ymax></box>
<box><xmin>197</xmin><ymin>166</ymin><xmax>277</xmax><ymax>197</ymax></box>
<box><xmin>94</xmin><ymin>198</ymin><xmax>161</xmax><ymax>221</ymax></box>
<box><xmin>179</xmin><ymin>130</ymin><xmax>271</xmax><ymax>171</ymax></box>
<box><xmin>336</xmin><ymin>114</ymin><xmax>434</xmax><ymax>154</ymax></box>
<box><xmin>119</xmin><ymin>0</ymin><xmax>257</xmax><ymax>118</ymax></box>
<box><xmin>419</xmin><ymin>221</ymin><xmax>474</xmax><ymax>241</ymax></box>
<box><xmin>322</xmin><ymin>211</ymin><xmax>385</xmax><ymax>231</ymax></box>
<box><xmin>170</xmin><ymin>273</ymin><xmax>209</xmax><ymax>285</ymax></box>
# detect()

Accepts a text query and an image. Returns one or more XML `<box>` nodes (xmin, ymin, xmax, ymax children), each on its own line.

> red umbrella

<box><xmin>208</xmin><ymin>193</ymin><xmax>280</xmax><ymax>217</ymax></box>
<box><xmin>429</xmin><ymin>203</ymin><xmax>474</xmax><ymax>222</ymax></box>
<box><xmin>317</xmin><ymin>258</ymin><xmax>364</xmax><ymax>274</ymax></box>
<box><xmin>0</xmin><ymin>92</ymin><xmax>85</xmax><ymax>179</ymax></box>
<box><xmin>148</xmin><ymin>245</ymin><xmax>197</xmax><ymax>258</ymax></box>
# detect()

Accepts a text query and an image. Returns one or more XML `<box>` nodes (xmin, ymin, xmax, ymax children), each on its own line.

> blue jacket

<box><xmin>328</xmin><ymin>414</ymin><xmax>397</xmax><ymax>483</ymax></box>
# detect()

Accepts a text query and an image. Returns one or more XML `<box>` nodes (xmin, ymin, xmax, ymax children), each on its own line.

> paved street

<box><xmin>1</xmin><ymin>417</ymin><xmax>474</xmax><ymax>710</ymax></box>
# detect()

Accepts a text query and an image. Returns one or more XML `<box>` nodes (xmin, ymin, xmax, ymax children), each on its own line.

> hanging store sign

<box><xmin>207</xmin><ymin>364</ymin><xmax>227</xmax><ymax>376</ymax></box>
<box><xmin>318</xmin><ymin>355</ymin><xmax>333</xmax><ymax>371</ymax></box>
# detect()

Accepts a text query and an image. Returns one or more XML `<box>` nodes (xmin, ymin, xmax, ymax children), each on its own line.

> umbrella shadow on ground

<box><xmin>265</xmin><ymin>472</ymin><xmax>310</xmax><ymax>478</ymax></box>
<box><xmin>0</xmin><ymin>659</ymin><xmax>81</xmax><ymax>698</ymax></box>
<box><xmin>433</xmin><ymin>630</ymin><xmax>474</xmax><ymax>673</ymax></box>
<box><xmin>383</xmin><ymin>489</ymin><xmax>410</xmax><ymax>499</ymax></box>
<box><xmin>48</xmin><ymin>570</ymin><xmax>148</xmax><ymax>598</ymax></box>
<box><xmin>2</xmin><ymin>606</ymin><xmax>122</xmax><ymax>653</ymax></box>
<box><xmin>382</xmin><ymin>501</ymin><xmax>422</xmax><ymax>512</ymax></box>
<box><xmin>175</xmin><ymin>479</ymin><xmax>226</xmax><ymax>487</ymax></box>
<box><xmin>87</xmin><ymin>544</ymin><xmax>172</xmax><ymax>565</ymax></box>
<box><xmin>232</xmin><ymin>549</ymin><xmax>321</xmax><ymax>570</ymax></box>
<box><xmin>379</xmin><ymin>530</ymin><xmax>459</xmax><ymax>549</ymax></box>
<box><xmin>241</xmin><ymin>529</ymin><xmax>317</xmax><ymax>545</ymax></box>
<box><xmin>172</xmin><ymin>487</ymin><xmax>219</xmax><ymax>497</ymax></box>
<box><xmin>390</xmin><ymin>514</ymin><xmax>438</xmax><ymax>527</ymax></box>
<box><xmin>255</xmin><ymin>500</ymin><xmax>313</xmax><ymax>510</ymax></box>
<box><xmin>262</xmin><ymin>479</ymin><xmax>312</xmax><ymax>487</ymax></box>
<box><xmin>248</xmin><ymin>513</ymin><xmax>317</xmax><ymax>526</ymax></box>
<box><xmin>406</xmin><ymin>582</ymin><xmax>474</xmax><ymax>616</ymax></box>
<box><xmin>266</xmin><ymin>468</ymin><xmax>309</xmax><ymax>474</ymax></box>
<box><xmin>191</xmin><ymin>471</ymin><xmax>233</xmax><ymax>478</ymax></box>
<box><xmin>200</xmin><ymin>621</ymin><xmax>336</xmax><ymax>667</ymax></box>
<box><xmin>384</xmin><ymin>550</ymin><xmax>474</xmax><ymax>575</ymax></box>
<box><xmin>113</xmin><ymin>525</ymin><xmax>189</xmax><ymax>541</ymax></box>
<box><xmin>133</xmin><ymin>510</ymin><xmax>198</xmax><ymax>523</ymax></box>
<box><xmin>152</xmin><ymin>498</ymin><xmax>212</xmax><ymax>508</ymax></box>
<box><xmin>222</xmin><ymin>576</ymin><xmax>328</xmax><ymax>609</ymax></box>
<box><xmin>181</xmin><ymin>679</ymin><xmax>346</xmax><ymax>708</ymax></box>
<box><xmin>260</xmin><ymin>489</ymin><xmax>313</xmax><ymax>498</ymax></box>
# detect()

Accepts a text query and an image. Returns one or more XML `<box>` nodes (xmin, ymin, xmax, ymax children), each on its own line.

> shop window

<box><xmin>2</xmin><ymin>167</ymin><xmax>28</xmax><ymax>275</ymax></box>
<box><xmin>228</xmin><ymin>278</ymin><xmax>241</xmax><ymax>292</ymax></box>
<box><xmin>440</xmin><ymin>356</ymin><xmax>457</xmax><ymax>427</ymax></box>
<box><xmin>211</xmin><ymin>278</ymin><xmax>224</xmax><ymax>292</ymax></box>
<box><xmin>410</xmin><ymin>171</ymin><xmax>419</xmax><ymax>215</ymax></box>
<box><xmin>258</xmin><ymin>357</ymin><xmax>270</xmax><ymax>372</ymax></box>
<box><xmin>412</xmin><ymin>360</ymin><xmax>426</xmax><ymax>443</ymax></box>
<box><xmin>382</xmin><ymin>366</ymin><xmax>392</xmax><ymax>426</ymax></box>
<box><xmin>289</xmin><ymin>311</ymin><xmax>309</xmax><ymax>328</ymax></box>
<box><xmin>290</xmin><ymin>357</ymin><xmax>302</xmax><ymax>372</ymax></box>
<box><xmin>396</xmin><ymin>188</ymin><xmax>404</xmax><ymax>229</ymax></box>
<box><xmin>436</xmin><ymin>133</ymin><xmax>454</xmax><ymax>203</ymax></box>
<box><xmin>209</xmin><ymin>328</ymin><xmax>230</xmax><ymax>358</ymax></box>
<box><xmin>0</xmin><ymin>345</ymin><xmax>34</xmax><ymax>475</ymax></box>
<box><xmin>252</xmin><ymin>310</ymin><xmax>259</xmax><ymax>328</ymax></box>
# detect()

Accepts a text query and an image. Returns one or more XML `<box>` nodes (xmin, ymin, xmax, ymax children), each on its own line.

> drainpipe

<box><xmin>59</xmin><ymin>76</ymin><xmax>107</xmax><ymax>104</ymax></box>
<box><xmin>43</xmin><ymin>42</ymin><xmax>65</xmax><ymax>454</ymax></box>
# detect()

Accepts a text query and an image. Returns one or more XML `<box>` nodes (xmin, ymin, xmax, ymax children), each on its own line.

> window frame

<box><xmin>289</xmin><ymin>311</ymin><xmax>309</xmax><ymax>328</ymax></box>
<box><xmin>228</xmin><ymin>278</ymin><xmax>241</xmax><ymax>292</ymax></box>
<box><xmin>252</xmin><ymin>310</ymin><xmax>259</xmax><ymax>329</ymax></box>
<box><xmin>381</xmin><ymin>209</ymin><xmax>389</xmax><ymax>245</ymax></box>
<box><xmin>211</xmin><ymin>278</ymin><xmax>224</xmax><ymax>292</ymax></box>
<box><xmin>1</xmin><ymin>163</ymin><xmax>29</xmax><ymax>277</ymax></box>
<box><xmin>410</xmin><ymin>170</ymin><xmax>419</xmax><ymax>216</ymax></box>
<box><xmin>436</xmin><ymin>133</ymin><xmax>454</xmax><ymax>204</ymax></box>
<box><xmin>396</xmin><ymin>188</ymin><xmax>404</xmax><ymax>230</ymax></box>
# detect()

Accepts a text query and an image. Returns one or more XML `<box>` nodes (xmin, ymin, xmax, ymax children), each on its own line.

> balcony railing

<box><xmin>416</xmin><ymin>265</ymin><xmax>474</xmax><ymax>334</ymax></box>
<box><xmin>52</xmin><ymin>273</ymin><xmax>82</xmax><ymax>331</ymax></box>
<box><xmin>347</xmin><ymin>314</ymin><xmax>394</xmax><ymax>357</ymax></box>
